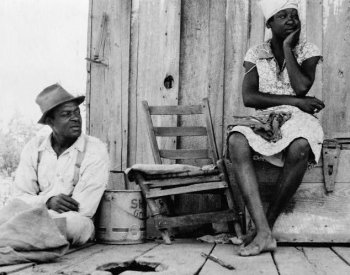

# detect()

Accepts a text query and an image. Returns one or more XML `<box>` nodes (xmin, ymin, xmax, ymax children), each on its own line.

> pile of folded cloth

<box><xmin>0</xmin><ymin>199</ymin><xmax>69</xmax><ymax>266</ymax></box>
<box><xmin>228</xmin><ymin>111</ymin><xmax>292</xmax><ymax>143</ymax></box>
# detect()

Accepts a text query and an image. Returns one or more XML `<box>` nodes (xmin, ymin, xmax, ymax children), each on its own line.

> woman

<box><xmin>228</xmin><ymin>0</ymin><xmax>325</xmax><ymax>256</ymax></box>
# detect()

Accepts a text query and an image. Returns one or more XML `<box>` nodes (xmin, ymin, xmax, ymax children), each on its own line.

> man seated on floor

<box><xmin>12</xmin><ymin>83</ymin><xmax>109</xmax><ymax>245</ymax></box>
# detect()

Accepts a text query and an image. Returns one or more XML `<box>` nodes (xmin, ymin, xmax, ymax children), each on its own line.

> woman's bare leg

<box><xmin>267</xmin><ymin>138</ymin><xmax>311</xmax><ymax>227</ymax></box>
<box><xmin>228</xmin><ymin>133</ymin><xmax>276</xmax><ymax>256</ymax></box>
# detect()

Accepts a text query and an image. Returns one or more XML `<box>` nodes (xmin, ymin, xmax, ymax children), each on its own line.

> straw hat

<box><xmin>35</xmin><ymin>83</ymin><xmax>85</xmax><ymax>124</ymax></box>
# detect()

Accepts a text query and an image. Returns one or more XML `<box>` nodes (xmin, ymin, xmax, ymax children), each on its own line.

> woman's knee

<box><xmin>228</xmin><ymin>132</ymin><xmax>251</xmax><ymax>161</ymax></box>
<box><xmin>287</xmin><ymin>138</ymin><xmax>311</xmax><ymax>162</ymax></box>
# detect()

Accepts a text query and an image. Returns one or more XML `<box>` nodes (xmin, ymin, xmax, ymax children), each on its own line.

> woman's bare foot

<box><xmin>239</xmin><ymin>232</ymin><xmax>276</xmax><ymax>256</ymax></box>
<box><xmin>231</xmin><ymin>229</ymin><xmax>257</xmax><ymax>245</ymax></box>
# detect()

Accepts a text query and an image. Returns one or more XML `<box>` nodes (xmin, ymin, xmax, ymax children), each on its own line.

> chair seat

<box><xmin>126</xmin><ymin>163</ymin><xmax>219</xmax><ymax>181</ymax></box>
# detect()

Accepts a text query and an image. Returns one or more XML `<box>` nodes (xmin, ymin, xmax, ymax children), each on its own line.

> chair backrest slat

<box><xmin>159</xmin><ymin>149</ymin><xmax>209</xmax><ymax>160</ymax></box>
<box><xmin>154</xmin><ymin>127</ymin><xmax>207</xmax><ymax>137</ymax></box>
<box><xmin>141</xmin><ymin>98</ymin><xmax>219</xmax><ymax>164</ymax></box>
<box><xmin>149</xmin><ymin>105</ymin><xmax>203</xmax><ymax>115</ymax></box>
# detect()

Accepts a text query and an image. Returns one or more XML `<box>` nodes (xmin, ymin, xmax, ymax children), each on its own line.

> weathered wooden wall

<box><xmin>87</xmin><ymin>0</ymin><xmax>350</xmax><ymax>190</ymax></box>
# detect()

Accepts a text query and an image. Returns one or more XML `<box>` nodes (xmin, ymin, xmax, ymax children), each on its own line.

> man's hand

<box><xmin>296</xmin><ymin>96</ymin><xmax>325</xmax><ymax>114</ymax></box>
<box><xmin>283</xmin><ymin>28</ymin><xmax>300</xmax><ymax>49</ymax></box>
<box><xmin>46</xmin><ymin>193</ymin><xmax>79</xmax><ymax>213</ymax></box>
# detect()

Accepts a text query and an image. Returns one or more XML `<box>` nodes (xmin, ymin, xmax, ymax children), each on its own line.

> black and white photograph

<box><xmin>1</xmin><ymin>0</ymin><xmax>350</xmax><ymax>274</ymax></box>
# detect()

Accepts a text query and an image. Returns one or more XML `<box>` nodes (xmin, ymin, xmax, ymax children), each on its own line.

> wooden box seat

<box><xmin>225</xmin><ymin>138</ymin><xmax>350</xmax><ymax>243</ymax></box>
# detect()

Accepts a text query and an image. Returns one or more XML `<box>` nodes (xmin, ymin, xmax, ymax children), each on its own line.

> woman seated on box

<box><xmin>227</xmin><ymin>0</ymin><xmax>325</xmax><ymax>256</ymax></box>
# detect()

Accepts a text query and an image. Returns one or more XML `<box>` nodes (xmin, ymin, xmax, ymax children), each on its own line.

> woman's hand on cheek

<box><xmin>283</xmin><ymin>28</ymin><xmax>300</xmax><ymax>49</ymax></box>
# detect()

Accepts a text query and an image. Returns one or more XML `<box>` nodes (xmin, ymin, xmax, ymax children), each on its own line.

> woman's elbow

<box><xmin>243</xmin><ymin>95</ymin><xmax>255</xmax><ymax>108</ymax></box>
<box><xmin>294</xmin><ymin>77</ymin><xmax>314</xmax><ymax>96</ymax></box>
<box><xmin>294</xmin><ymin>83</ymin><xmax>312</xmax><ymax>97</ymax></box>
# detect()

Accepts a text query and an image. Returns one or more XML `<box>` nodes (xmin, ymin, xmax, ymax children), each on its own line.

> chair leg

<box><xmin>160</xmin><ymin>229</ymin><xmax>171</xmax><ymax>245</ymax></box>
<box><xmin>135</xmin><ymin>173</ymin><xmax>161</xmax><ymax>216</ymax></box>
<box><xmin>135</xmin><ymin>173</ymin><xmax>172</xmax><ymax>244</ymax></box>
<box><xmin>222</xmin><ymin>159</ymin><xmax>247</xmax><ymax>233</ymax></box>
<box><xmin>224</xmin><ymin>189</ymin><xmax>243</xmax><ymax>238</ymax></box>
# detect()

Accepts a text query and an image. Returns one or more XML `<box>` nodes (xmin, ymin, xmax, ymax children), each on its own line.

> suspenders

<box><xmin>72</xmin><ymin>136</ymin><xmax>87</xmax><ymax>187</ymax></box>
<box><xmin>37</xmin><ymin>136</ymin><xmax>87</xmax><ymax>188</ymax></box>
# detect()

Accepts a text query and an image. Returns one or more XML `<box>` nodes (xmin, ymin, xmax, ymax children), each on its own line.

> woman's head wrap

<box><xmin>259</xmin><ymin>0</ymin><xmax>299</xmax><ymax>21</ymax></box>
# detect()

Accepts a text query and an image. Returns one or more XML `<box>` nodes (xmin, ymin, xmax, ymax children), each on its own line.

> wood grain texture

<box><xmin>272</xmin><ymin>182</ymin><xmax>350</xmax><ymax>243</ymax></box>
<box><xmin>149</xmin><ymin>105</ymin><xmax>203</xmax><ymax>115</ymax></box>
<box><xmin>0</xmin><ymin>263</ymin><xmax>34</xmax><ymax>274</ymax></box>
<box><xmin>132</xmin><ymin>0</ymin><xmax>181</xmax><ymax>165</ymax></box>
<box><xmin>248</xmin><ymin>0</ymin><xmax>265</xmax><ymax>48</ymax></box>
<box><xmin>85</xmin><ymin>0</ymin><xmax>93</xmax><ymax>134</ymax></box>
<box><xmin>88</xmin><ymin>0</ymin><xmax>131</xmax><ymax>188</ymax></box>
<box><xmin>207</xmin><ymin>0</ymin><xmax>226</xmax><ymax>157</ymax></box>
<box><xmin>178</xmin><ymin>0</ymin><xmax>210</xmax><ymax>166</ymax></box>
<box><xmin>154</xmin><ymin>126</ymin><xmax>207</xmax><ymax>136</ymax></box>
<box><xmin>39</xmin><ymin>243</ymin><xmax>158</xmax><ymax>275</ymax></box>
<box><xmin>200</xmin><ymin>244</ymin><xmax>278</xmax><ymax>275</ymax></box>
<box><xmin>302</xmin><ymin>247</ymin><xmax>350</xmax><ymax>274</ymax></box>
<box><xmin>236</xmin><ymin>150</ymin><xmax>350</xmax><ymax>185</ymax></box>
<box><xmin>145</xmin><ymin>174</ymin><xmax>222</xmax><ymax>187</ymax></box>
<box><xmin>273</xmin><ymin>246</ymin><xmax>324</xmax><ymax>275</ymax></box>
<box><xmin>159</xmin><ymin>149</ymin><xmax>209</xmax><ymax>160</ymax></box>
<box><xmin>176</xmin><ymin>0</ymin><xmax>227</xmax><ymax>223</ymax></box>
<box><xmin>147</xmin><ymin>181</ymin><xmax>228</xmax><ymax>198</ymax></box>
<box><xmin>154</xmin><ymin>210</ymin><xmax>236</xmax><ymax>228</ymax></box>
<box><xmin>178</xmin><ymin>0</ymin><xmax>225</xmax><ymax>159</ymax></box>
<box><xmin>224</xmin><ymin>0</ymin><xmax>251</xmax><ymax>134</ymax></box>
<box><xmin>14</xmin><ymin>243</ymin><xmax>103</xmax><ymax>274</ymax></box>
<box><xmin>135</xmin><ymin>241</ymin><xmax>215</xmax><ymax>274</ymax></box>
<box><xmin>142</xmin><ymin>101</ymin><xmax>162</xmax><ymax>164</ymax></box>
<box><xmin>332</xmin><ymin>246</ymin><xmax>350</xmax><ymax>266</ymax></box>
<box><xmin>322</xmin><ymin>0</ymin><xmax>350</xmax><ymax>137</ymax></box>
<box><xmin>306</xmin><ymin>0</ymin><xmax>323</xmax><ymax>120</ymax></box>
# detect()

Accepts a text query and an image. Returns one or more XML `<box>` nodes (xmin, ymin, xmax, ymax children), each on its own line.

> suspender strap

<box><xmin>36</xmin><ymin>136</ymin><xmax>46</xmax><ymax>177</ymax></box>
<box><xmin>72</xmin><ymin>136</ymin><xmax>88</xmax><ymax>187</ymax></box>
<box><xmin>37</xmin><ymin>135</ymin><xmax>87</xmax><ymax>189</ymax></box>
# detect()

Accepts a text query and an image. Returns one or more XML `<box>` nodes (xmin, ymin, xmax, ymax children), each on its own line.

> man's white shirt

<box><xmin>12</xmin><ymin>133</ymin><xmax>109</xmax><ymax>218</ymax></box>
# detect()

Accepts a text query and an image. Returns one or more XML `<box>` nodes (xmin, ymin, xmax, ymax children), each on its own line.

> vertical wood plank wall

<box><xmin>87</xmin><ymin>0</ymin><xmax>131</xmax><ymax>188</ymax></box>
<box><xmin>87</xmin><ymin>0</ymin><xmax>350</xmax><ymax>189</ymax></box>
<box><xmin>131</xmin><ymin>0</ymin><xmax>181</xmax><ymax>166</ymax></box>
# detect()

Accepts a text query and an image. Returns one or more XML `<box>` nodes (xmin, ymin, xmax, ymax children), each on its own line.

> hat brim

<box><xmin>38</xmin><ymin>95</ymin><xmax>85</xmax><ymax>125</ymax></box>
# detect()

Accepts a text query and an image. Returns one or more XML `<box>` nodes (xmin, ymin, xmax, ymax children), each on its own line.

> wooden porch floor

<box><xmin>2</xmin><ymin>239</ymin><xmax>350</xmax><ymax>274</ymax></box>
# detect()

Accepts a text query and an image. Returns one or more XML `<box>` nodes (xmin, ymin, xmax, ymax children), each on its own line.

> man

<box><xmin>12</xmin><ymin>83</ymin><xmax>109</xmax><ymax>245</ymax></box>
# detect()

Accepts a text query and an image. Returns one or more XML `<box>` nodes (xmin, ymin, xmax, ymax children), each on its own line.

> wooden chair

<box><xmin>132</xmin><ymin>98</ymin><xmax>242</xmax><ymax>244</ymax></box>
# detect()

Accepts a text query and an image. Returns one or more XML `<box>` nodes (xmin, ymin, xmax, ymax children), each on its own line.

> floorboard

<box><xmin>199</xmin><ymin>244</ymin><xmax>278</xmax><ymax>275</ymax></box>
<box><xmin>13</xmin><ymin>242</ymin><xmax>157</xmax><ymax>275</ymax></box>
<box><xmin>0</xmin><ymin>263</ymin><xmax>35</xmax><ymax>274</ymax></box>
<box><xmin>134</xmin><ymin>239</ymin><xmax>215</xmax><ymax>274</ymax></box>
<box><xmin>301</xmin><ymin>247</ymin><xmax>350</xmax><ymax>275</ymax></box>
<box><xmin>331</xmin><ymin>246</ymin><xmax>350</xmax><ymax>266</ymax></box>
<box><xmin>273</xmin><ymin>246</ymin><xmax>319</xmax><ymax>274</ymax></box>
<box><xmin>5</xmin><ymin>242</ymin><xmax>350</xmax><ymax>275</ymax></box>
<box><xmin>0</xmin><ymin>243</ymin><xmax>95</xmax><ymax>275</ymax></box>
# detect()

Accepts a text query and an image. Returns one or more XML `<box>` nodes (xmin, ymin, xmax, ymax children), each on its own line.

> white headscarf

<box><xmin>259</xmin><ymin>0</ymin><xmax>299</xmax><ymax>21</ymax></box>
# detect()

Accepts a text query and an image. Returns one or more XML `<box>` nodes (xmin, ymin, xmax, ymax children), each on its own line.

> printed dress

<box><xmin>229</xmin><ymin>40</ymin><xmax>324</xmax><ymax>167</ymax></box>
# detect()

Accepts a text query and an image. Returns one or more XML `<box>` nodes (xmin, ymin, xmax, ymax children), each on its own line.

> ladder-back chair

<box><xmin>132</xmin><ymin>98</ymin><xmax>241</xmax><ymax>244</ymax></box>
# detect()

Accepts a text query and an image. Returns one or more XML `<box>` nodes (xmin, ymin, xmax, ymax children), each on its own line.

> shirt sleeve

<box><xmin>12</xmin><ymin>138</ymin><xmax>48</xmax><ymax>207</ymax></box>
<box><xmin>72</xmin><ymin>140</ymin><xmax>109</xmax><ymax>218</ymax></box>
<box><xmin>301</xmin><ymin>42</ymin><xmax>323</xmax><ymax>62</ymax></box>
<box><xmin>244</xmin><ymin>46</ymin><xmax>259</xmax><ymax>64</ymax></box>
